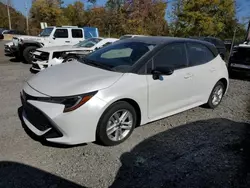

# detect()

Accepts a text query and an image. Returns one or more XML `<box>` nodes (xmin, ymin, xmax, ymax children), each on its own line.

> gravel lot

<box><xmin>0</xmin><ymin>40</ymin><xmax>250</xmax><ymax>188</ymax></box>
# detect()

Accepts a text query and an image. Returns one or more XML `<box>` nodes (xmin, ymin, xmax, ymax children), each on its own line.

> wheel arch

<box><xmin>22</xmin><ymin>42</ymin><xmax>42</xmax><ymax>50</ymax></box>
<box><xmin>100</xmin><ymin>97</ymin><xmax>142</xmax><ymax>128</ymax></box>
<box><xmin>217</xmin><ymin>77</ymin><xmax>228</xmax><ymax>93</ymax></box>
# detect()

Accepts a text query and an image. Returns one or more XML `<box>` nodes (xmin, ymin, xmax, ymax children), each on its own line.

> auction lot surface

<box><xmin>0</xmin><ymin>40</ymin><xmax>250</xmax><ymax>188</ymax></box>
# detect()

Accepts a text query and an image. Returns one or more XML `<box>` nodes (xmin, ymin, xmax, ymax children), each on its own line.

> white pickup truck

<box><xmin>10</xmin><ymin>26</ymin><xmax>99</xmax><ymax>63</ymax></box>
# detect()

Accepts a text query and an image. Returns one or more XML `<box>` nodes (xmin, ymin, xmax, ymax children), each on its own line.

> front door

<box><xmin>147</xmin><ymin>43</ymin><xmax>194</xmax><ymax>119</ymax></box>
<box><xmin>52</xmin><ymin>29</ymin><xmax>71</xmax><ymax>46</ymax></box>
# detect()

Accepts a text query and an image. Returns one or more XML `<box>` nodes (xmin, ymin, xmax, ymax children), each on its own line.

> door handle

<box><xmin>184</xmin><ymin>73</ymin><xmax>193</xmax><ymax>79</ymax></box>
<box><xmin>65</xmin><ymin>41</ymin><xmax>70</xmax><ymax>43</ymax></box>
<box><xmin>210</xmin><ymin>67</ymin><xmax>216</xmax><ymax>72</ymax></box>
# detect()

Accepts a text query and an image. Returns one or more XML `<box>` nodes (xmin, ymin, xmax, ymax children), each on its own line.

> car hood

<box><xmin>15</xmin><ymin>35</ymin><xmax>44</xmax><ymax>41</ymax></box>
<box><xmin>38</xmin><ymin>45</ymin><xmax>92</xmax><ymax>53</ymax></box>
<box><xmin>27</xmin><ymin>61</ymin><xmax>123</xmax><ymax>96</ymax></box>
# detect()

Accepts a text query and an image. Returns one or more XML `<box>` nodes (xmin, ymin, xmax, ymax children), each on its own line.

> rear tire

<box><xmin>23</xmin><ymin>46</ymin><xmax>38</xmax><ymax>64</ymax></box>
<box><xmin>206</xmin><ymin>81</ymin><xmax>225</xmax><ymax>109</ymax></box>
<box><xmin>96</xmin><ymin>101</ymin><xmax>137</xmax><ymax>146</ymax></box>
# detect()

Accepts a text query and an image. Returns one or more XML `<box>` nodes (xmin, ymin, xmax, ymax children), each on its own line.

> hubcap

<box><xmin>106</xmin><ymin>110</ymin><xmax>133</xmax><ymax>142</ymax></box>
<box><xmin>212</xmin><ymin>85</ymin><xmax>224</xmax><ymax>106</ymax></box>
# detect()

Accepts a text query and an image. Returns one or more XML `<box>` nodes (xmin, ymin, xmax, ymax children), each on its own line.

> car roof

<box><xmin>118</xmin><ymin>36</ymin><xmax>214</xmax><ymax>46</ymax></box>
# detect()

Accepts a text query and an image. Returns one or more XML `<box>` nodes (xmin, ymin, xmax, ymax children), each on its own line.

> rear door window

<box><xmin>72</xmin><ymin>29</ymin><xmax>83</xmax><ymax>38</ymax></box>
<box><xmin>187</xmin><ymin>42</ymin><xmax>215</xmax><ymax>66</ymax></box>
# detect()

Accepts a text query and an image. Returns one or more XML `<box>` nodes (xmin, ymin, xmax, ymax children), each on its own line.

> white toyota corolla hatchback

<box><xmin>20</xmin><ymin>37</ymin><xmax>229</xmax><ymax>146</ymax></box>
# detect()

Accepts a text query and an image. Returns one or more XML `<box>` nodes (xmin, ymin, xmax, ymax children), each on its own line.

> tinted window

<box><xmin>54</xmin><ymin>29</ymin><xmax>68</xmax><ymax>38</ymax></box>
<box><xmin>72</xmin><ymin>29</ymin><xmax>83</xmax><ymax>38</ymax></box>
<box><xmin>74</xmin><ymin>38</ymin><xmax>102</xmax><ymax>48</ymax></box>
<box><xmin>40</xmin><ymin>28</ymin><xmax>53</xmax><ymax>37</ymax></box>
<box><xmin>154</xmin><ymin>43</ymin><xmax>187</xmax><ymax>69</ymax></box>
<box><xmin>187</xmin><ymin>43</ymin><xmax>215</xmax><ymax>66</ymax></box>
<box><xmin>102</xmin><ymin>42</ymin><xmax>112</xmax><ymax>47</ymax></box>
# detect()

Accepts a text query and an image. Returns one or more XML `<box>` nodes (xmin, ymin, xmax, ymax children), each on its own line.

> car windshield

<box><xmin>74</xmin><ymin>38</ymin><xmax>102</xmax><ymax>48</ymax></box>
<box><xmin>39</xmin><ymin>28</ymin><xmax>53</xmax><ymax>37</ymax></box>
<box><xmin>80</xmin><ymin>41</ymin><xmax>156</xmax><ymax>72</ymax></box>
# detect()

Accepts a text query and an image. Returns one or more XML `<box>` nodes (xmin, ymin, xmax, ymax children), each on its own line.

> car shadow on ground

<box><xmin>14</xmin><ymin>114</ymin><xmax>250</xmax><ymax>188</ymax></box>
<box><xmin>9</xmin><ymin>57</ymin><xmax>22</xmax><ymax>63</ymax></box>
<box><xmin>0</xmin><ymin>161</ymin><xmax>84</xmax><ymax>188</ymax></box>
<box><xmin>110</xmin><ymin>118</ymin><xmax>250</xmax><ymax>188</ymax></box>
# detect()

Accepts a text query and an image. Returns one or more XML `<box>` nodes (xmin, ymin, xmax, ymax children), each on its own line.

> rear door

<box><xmin>71</xmin><ymin>29</ymin><xmax>84</xmax><ymax>45</ymax></box>
<box><xmin>186</xmin><ymin>42</ymin><xmax>219</xmax><ymax>103</ymax></box>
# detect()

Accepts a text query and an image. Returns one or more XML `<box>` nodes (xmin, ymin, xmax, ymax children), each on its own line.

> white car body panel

<box><xmin>31</xmin><ymin>38</ymin><xmax>118</xmax><ymax>72</ymax></box>
<box><xmin>21</xmin><ymin>38</ymin><xmax>229</xmax><ymax>145</ymax></box>
<box><xmin>28</xmin><ymin>62</ymin><xmax>123</xmax><ymax>96</ymax></box>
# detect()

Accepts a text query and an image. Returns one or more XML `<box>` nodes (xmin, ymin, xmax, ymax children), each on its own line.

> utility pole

<box><xmin>25</xmin><ymin>0</ymin><xmax>29</xmax><ymax>34</ymax></box>
<box><xmin>6</xmin><ymin>0</ymin><xmax>12</xmax><ymax>30</ymax></box>
<box><xmin>229</xmin><ymin>28</ymin><xmax>237</xmax><ymax>59</ymax></box>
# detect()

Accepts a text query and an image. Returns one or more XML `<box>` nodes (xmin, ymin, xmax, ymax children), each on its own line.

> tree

<box><xmin>63</xmin><ymin>1</ymin><xmax>85</xmax><ymax>26</ymax></box>
<box><xmin>30</xmin><ymin>0</ymin><xmax>68</xmax><ymax>31</ymax></box>
<box><xmin>0</xmin><ymin>2</ymin><xmax>26</xmax><ymax>32</ymax></box>
<box><xmin>170</xmin><ymin>0</ymin><xmax>237</xmax><ymax>38</ymax></box>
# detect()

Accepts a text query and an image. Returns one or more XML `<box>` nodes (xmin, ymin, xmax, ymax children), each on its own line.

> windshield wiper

<box><xmin>82</xmin><ymin>59</ymin><xmax>113</xmax><ymax>71</ymax></box>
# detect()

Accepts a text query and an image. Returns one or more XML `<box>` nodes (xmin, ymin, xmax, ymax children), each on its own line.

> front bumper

<box><xmin>20</xmin><ymin>85</ymin><xmax>107</xmax><ymax>145</ymax></box>
<box><xmin>10</xmin><ymin>45</ymin><xmax>20</xmax><ymax>57</ymax></box>
<box><xmin>4</xmin><ymin>44</ymin><xmax>14</xmax><ymax>56</ymax></box>
<box><xmin>31</xmin><ymin>61</ymin><xmax>47</xmax><ymax>72</ymax></box>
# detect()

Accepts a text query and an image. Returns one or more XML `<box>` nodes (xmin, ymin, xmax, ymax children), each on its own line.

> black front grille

<box><xmin>21</xmin><ymin>92</ymin><xmax>52</xmax><ymax>131</ymax></box>
<box><xmin>33</xmin><ymin>52</ymin><xmax>49</xmax><ymax>61</ymax></box>
<box><xmin>23</xmin><ymin>102</ymin><xmax>52</xmax><ymax>131</ymax></box>
<box><xmin>21</xmin><ymin>92</ymin><xmax>63</xmax><ymax>138</ymax></box>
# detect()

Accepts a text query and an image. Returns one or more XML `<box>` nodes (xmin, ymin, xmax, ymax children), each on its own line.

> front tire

<box><xmin>23</xmin><ymin>46</ymin><xmax>38</xmax><ymax>64</ymax></box>
<box><xmin>96</xmin><ymin>101</ymin><xmax>137</xmax><ymax>146</ymax></box>
<box><xmin>206</xmin><ymin>81</ymin><xmax>225</xmax><ymax>109</ymax></box>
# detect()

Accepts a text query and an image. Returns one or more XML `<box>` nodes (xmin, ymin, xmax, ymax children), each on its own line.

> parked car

<box><xmin>4</xmin><ymin>41</ymin><xmax>14</xmax><ymax>56</ymax></box>
<box><xmin>0</xmin><ymin>29</ymin><xmax>24</xmax><ymax>40</ymax></box>
<box><xmin>119</xmin><ymin>34</ymin><xmax>146</xmax><ymax>40</ymax></box>
<box><xmin>20</xmin><ymin>36</ymin><xmax>229</xmax><ymax>146</ymax></box>
<box><xmin>11</xmin><ymin>26</ymin><xmax>99</xmax><ymax>64</ymax></box>
<box><xmin>228</xmin><ymin>43</ymin><xmax>250</xmax><ymax>76</ymax></box>
<box><xmin>0</xmin><ymin>28</ymin><xmax>8</xmax><ymax>39</ymax></box>
<box><xmin>189</xmin><ymin>36</ymin><xmax>227</xmax><ymax>60</ymax></box>
<box><xmin>30</xmin><ymin>37</ymin><xmax>118</xmax><ymax>72</ymax></box>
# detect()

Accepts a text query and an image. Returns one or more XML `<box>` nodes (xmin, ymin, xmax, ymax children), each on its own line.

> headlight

<box><xmin>38</xmin><ymin>91</ymin><xmax>97</xmax><ymax>112</ymax></box>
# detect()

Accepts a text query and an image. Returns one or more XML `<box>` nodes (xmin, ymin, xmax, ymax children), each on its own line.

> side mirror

<box><xmin>53</xmin><ymin>36</ymin><xmax>56</xmax><ymax>40</ymax></box>
<box><xmin>151</xmin><ymin>67</ymin><xmax>174</xmax><ymax>80</ymax></box>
